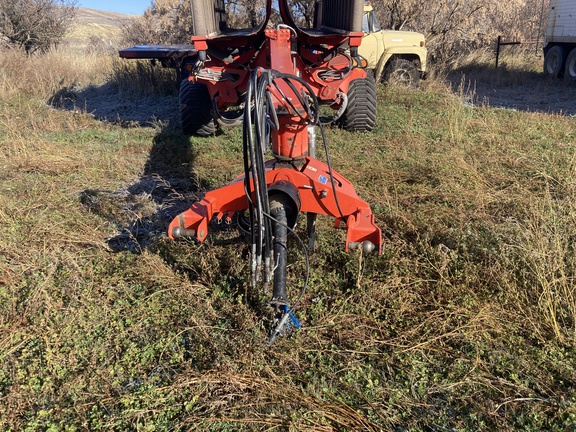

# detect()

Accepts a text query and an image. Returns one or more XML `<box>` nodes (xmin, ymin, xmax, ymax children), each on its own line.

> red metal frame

<box><xmin>191</xmin><ymin>27</ymin><xmax>366</xmax><ymax>111</ymax></box>
<box><xmin>168</xmin><ymin>158</ymin><xmax>381</xmax><ymax>252</ymax></box>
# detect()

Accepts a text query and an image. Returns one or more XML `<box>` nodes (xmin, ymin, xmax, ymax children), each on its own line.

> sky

<box><xmin>77</xmin><ymin>0</ymin><xmax>151</xmax><ymax>15</ymax></box>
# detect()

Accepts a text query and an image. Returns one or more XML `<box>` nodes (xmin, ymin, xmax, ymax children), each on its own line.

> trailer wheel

<box><xmin>383</xmin><ymin>58</ymin><xmax>420</xmax><ymax>88</ymax></box>
<box><xmin>544</xmin><ymin>46</ymin><xmax>565</xmax><ymax>78</ymax></box>
<box><xmin>565</xmin><ymin>48</ymin><xmax>576</xmax><ymax>81</ymax></box>
<box><xmin>339</xmin><ymin>76</ymin><xmax>377</xmax><ymax>132</ymax></box>
<box><xmin>179</xmin><ymin>79</ymin><xmax>216</xmax><ymax>136</ymax></box>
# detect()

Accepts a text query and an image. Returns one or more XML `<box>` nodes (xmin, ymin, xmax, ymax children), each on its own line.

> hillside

<box><xmin>64</xmin><ymin>7</ymin><xmax>136</xmax><ymax>50</ymax></box>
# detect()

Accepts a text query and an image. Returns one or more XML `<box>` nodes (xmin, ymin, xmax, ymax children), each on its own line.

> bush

<box><xmin>121</xmin><ymin>0</ymin><xmax>550</xmax><ymax>67</ymax></box>
<box><xmin>373</xmin><ymin>0</ymin><xmax>550</xmax><ymax>65</ymax></box>
<box><xmin>121</xmin><ymin>0</ymin><xmax>194</xmax><ymax>45</ymax></box>
<box><xmin>0</xmin><ymin>0</ymin><xmax>77</xmax><ymax>54</ymax></box>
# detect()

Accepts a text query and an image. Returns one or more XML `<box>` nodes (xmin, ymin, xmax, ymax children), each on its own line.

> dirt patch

<box><xmin>449</xmin><ymin>69</ymin><xmax>576</xmax><ymax>117</ymax></box>
<box><xmin>50</xmin><ymin>81</ymin><xmax>180</xmax><ymax>128</ymax></box>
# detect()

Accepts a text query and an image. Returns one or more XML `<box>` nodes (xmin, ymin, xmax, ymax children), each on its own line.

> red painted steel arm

<box><xmin>168</xmin><ymin>160</ymin><xmax>382</xmax><ymax>253</ymax></box>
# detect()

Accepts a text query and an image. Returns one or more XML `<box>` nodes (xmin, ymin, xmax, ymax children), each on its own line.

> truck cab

<box><xmin>358</xmin><ymin>4</ymin><xmax>427</xmax><ymax>86</ymax></box>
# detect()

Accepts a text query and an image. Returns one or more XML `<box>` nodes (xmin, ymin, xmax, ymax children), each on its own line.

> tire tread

<box><xmin>180</xmin><ymin>80</ymin><xmax>216</xmax><ymax>136</ymax></box>
<box><xmin>339</xmin><ymin>77</ymin><xmax>377</xmax><ymax>132</ymax></box>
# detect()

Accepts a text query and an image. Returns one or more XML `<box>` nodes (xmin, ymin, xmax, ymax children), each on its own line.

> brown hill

<box><xmin>64</xmin><ymin>7</ymin><xmax>137</xmax><ymax>50</ymax></box>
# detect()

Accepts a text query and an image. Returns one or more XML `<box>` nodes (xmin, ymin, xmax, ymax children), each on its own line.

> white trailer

<box><xmin>543</xmin><ymin>0</ymin><xmax>576</xmax><ymax>79</ymax></box>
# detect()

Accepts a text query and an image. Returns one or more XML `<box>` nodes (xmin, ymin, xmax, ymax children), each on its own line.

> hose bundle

<box><xmin>241</xmin><ymin>68</ymin><xmax>319</xmax><ymax>342</ymax></box>
<box><xmin>242</xmin><ymin>68</ymin><xmax>318</xmax><ymax>289</ymax></box>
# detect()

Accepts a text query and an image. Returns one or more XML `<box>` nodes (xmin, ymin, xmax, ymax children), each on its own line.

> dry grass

<box><xmin>110</xmin><ymin>57</ymin><xmax>179</xmax><ymax>96</ymax></box>
<box><xmin>499</xmin><ymin>163</ymin><xmax>576</xmax><ymax>344</ymax></box>
<box><xmin>449</xmin><ymin>47</ymin><xmax>543</xmax><ymax>75</ymax></box>
<box><xmin>0</xmin><ymin>49</ymin><xmax>112</xmax><ymax>99</ymax></box>
<box><xmin>1</xmin><ymin>48</ymin><xmax>576</xmax><ymax>430</ymax></box>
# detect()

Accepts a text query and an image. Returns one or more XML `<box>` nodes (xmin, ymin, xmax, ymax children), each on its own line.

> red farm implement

<box><xmin>121</xmin><ymin>0</ymin><xmax>382</xmax><ymax>342</ymax></box>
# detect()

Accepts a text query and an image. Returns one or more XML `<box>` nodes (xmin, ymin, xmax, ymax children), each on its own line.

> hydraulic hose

<box><xmin>270</xmin><ymin>197</ymin><xmax>289</xmax><ymax>305</ymax></box>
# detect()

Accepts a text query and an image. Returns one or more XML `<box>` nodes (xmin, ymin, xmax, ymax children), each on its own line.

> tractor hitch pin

<box><xmin>348</xmin><ymin>241</ymin><xmax>376</xmax><ymax>254</ymax></box>
<box><xmin>171</xmin><ymin>226</ymin><xmax>196</xmax><ymax>238</ymax></box>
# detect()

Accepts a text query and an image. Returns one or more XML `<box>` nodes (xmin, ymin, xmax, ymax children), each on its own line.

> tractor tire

<box><xmin>565</xmin><ymin>48</ymin><xmax>576</xmax><ymax>81</ymax></box>
<box><xmin>339</xmin><ymin>76</ymin><xmax>377</xmax><ymax>132</ymax></box>
<box><xmin>544</xmin><ymin>46</ymin><xmax>565</xmax><ymax>78</ymax></box>
<box><xmin>382</xmin><ymin>58</ymin><xmax>420</xmax><ymax>88</ymax></box>
<box><xmin>179</xmin><ymin>79</ymin><xmax>216</xmax><ymax>136</ymax></box>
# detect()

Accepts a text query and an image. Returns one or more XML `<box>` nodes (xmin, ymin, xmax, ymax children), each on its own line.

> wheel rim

<box><xmin>545</xmin><ymin>48</ymin><xmax>563</xmax><ymax>76</ymax></box>
<box><xmin>549</xmin><ymin>55</ymin><xmax>559</xmax><ymax>73</ymax></box>
<box><xmin>391</xmin><ymin>69</ymin><xmax>412</xmax><ymax>85</ymax></box>
<box><xmin>568</xmin><ymin>58</ymin><xmax>576</xmax><ymax>78</ymax></box>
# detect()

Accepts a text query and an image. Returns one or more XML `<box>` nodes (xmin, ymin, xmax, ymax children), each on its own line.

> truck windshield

<box><xmin>362</xmin><ymin>11</ymin><xmax>382</xmax><ymax>33</ymax></box>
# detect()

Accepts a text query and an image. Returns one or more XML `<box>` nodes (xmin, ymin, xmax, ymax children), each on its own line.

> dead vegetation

<box><xmin>1</xmin><ymin>47</ymin><xmax>576</xmax><ymax>430</ymax></box>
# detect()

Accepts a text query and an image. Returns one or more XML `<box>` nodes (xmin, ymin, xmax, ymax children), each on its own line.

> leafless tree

<box><xmin>122</xmin><ymin>0</ymin><xmax>551</xmax><ymax>65</ymax></box>
<box><xmin>287</xmin><ymin>0</ymin><xmax>315</xmax><ymax>27</ymax></box>
<box><xmin>372</xmin><ymin>0</ymin><xmax>551</xmax><ymax>63</ymax></box>
<box><xmin>122</xmin><ymin>0</ymin><xmax>270</xmax><ymax>45</ymax></box>
<box><xmin>222</xmin><ymin>0</ymin><xmax>267</xmax><ymax>29</ymax></box>
<box><xmin>0</xmin><ymin>0</ymin><xmax>77</xmax><ymax>54</ymax></box>
<box><xmin>122</xmin><ymin>0</ymin><xmax>194</xmax><ymax>45</ymax></box>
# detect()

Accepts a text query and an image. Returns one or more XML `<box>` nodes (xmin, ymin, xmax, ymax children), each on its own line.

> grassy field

<box><xmin>1</xmin><ymin>48</ymin><xmax>576</xmax><ymax>431</ymax></box>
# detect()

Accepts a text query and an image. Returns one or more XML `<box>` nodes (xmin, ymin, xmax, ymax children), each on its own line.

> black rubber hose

<box><xmin>243</xmin><ymin>72</ymin><xmax>257</xmax><ymax>267</ymax></box>
<box><xmin>270</xmin><ymin>199</ymin><xmax>289</xmax><ymax>304</ymax></box>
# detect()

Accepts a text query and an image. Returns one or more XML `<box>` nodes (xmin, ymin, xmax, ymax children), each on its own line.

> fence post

<box><xmin>496</xmin><ymin>35</ymin><xmax>501</xmax><ymax>69</ymax></box>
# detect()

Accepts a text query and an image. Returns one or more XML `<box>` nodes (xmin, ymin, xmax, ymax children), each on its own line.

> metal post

<box><xmin>496</xmin><ymin>35</ymin><xmax>501</xmax><ymax>69</ymax></box>
<box><xmin>536</xmin><ymin>0</ymin><xmax>546</xmax><ymax>55</ymax></box>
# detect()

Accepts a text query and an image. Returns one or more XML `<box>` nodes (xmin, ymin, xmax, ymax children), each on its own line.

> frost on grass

<box><xmin>80</xmin><ymin>174</ymin><xmax>195</xmax><ymax>252</ymax></box>
<box><xmin>49</xmin><ymin>82</ymin><xmax>180</xmax><ymax>128</ymax></box>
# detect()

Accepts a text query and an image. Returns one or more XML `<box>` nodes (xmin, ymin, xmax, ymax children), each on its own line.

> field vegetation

<box><xmin>1</xmin><ymin>24</ymin><xmax>576</xmax><ymax>432</ymax></box>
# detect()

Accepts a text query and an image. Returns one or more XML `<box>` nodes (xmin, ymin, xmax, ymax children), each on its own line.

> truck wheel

<box><xmin>544</xmin><ymin>46</ymin><xmax>565</xmax><ymax>78</ymax></box>
<box><xmin>339</xmin><ymin>76</ymin><xmax>377</xmax><ymax>132</ymax></box>
<box><xmin>383</xmin><ymin>58</ymin><xmax>420</xmax><ymax>87</ymax></box>
<box><xmin>565</xmin><ymin>48</ymin><xmax>576</xmax><ymax>81</ymax></box>
<box><xmin>179</xmin><ymin>79</ymin><xmax>216</xmax><ymax>136</ymax></box>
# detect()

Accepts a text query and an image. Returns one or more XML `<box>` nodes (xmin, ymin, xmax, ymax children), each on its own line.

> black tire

<box><xmin>565</xmin><ymin>48</ymin><xmax>576</xmax><ymax>81</ymax></box>
<box><xmin>544</xmin><ymin>45</ymin><xmax>565</xmax><ymax>78</ymax></box>
<box><xmin>382</xmin><ymin>58</ymin><xmax>420</xmax><ymax>87</ymax></box>
<box><xmin>338</xmin><ymin>76</ymin><xmax>377</xmax><ymax>132</ymax></box>
<box><xmin>179</xmin><ymin>79</ymin><xmax>216</xmax><ymax>136</ymax></box>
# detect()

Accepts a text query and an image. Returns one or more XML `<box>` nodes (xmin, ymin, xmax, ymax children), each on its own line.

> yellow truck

<box><xmin>358</xmin><ymin>3</ymin><xmax>427</xmax><ymax>87</ymax></box>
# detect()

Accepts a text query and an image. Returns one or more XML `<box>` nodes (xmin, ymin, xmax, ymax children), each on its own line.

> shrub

<box><xmin>0</xmin><ymin>0</ymin><xmax>77</xmax><ymax>54</ymax></box>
